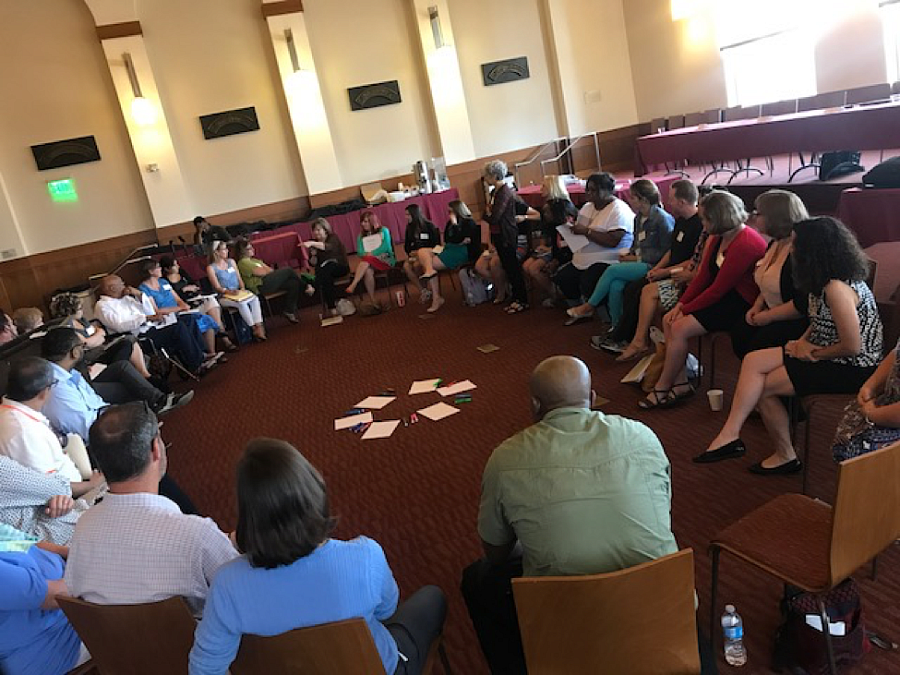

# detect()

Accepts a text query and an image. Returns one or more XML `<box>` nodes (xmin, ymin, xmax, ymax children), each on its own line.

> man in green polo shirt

<box><xmin>461</xmin><ymin>355</ymin><xmax>679</xmax><ymax>674</ymax></box>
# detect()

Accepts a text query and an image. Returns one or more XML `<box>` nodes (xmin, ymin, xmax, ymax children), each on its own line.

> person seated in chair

<box><xmin>345</xmin><ymin>210</ymin><xmax>396</xmax><ymax>310</ymax></box>
<box><xmin>0</xmin><ymin>534</ymin><xmax>88</xmax><ymax>675</ymax></box>
<box><xmin>207</xmin><ymin>241</ymin><xmax>268</xmax><ymax>341</ymax></box>
<box><xmin>416</xmin><ymin>200</ymin><xmax>482</xmax><ymax>314</ymax></box>
<box><xmin>65</xmin><ymin>403</ymin><xmax>238</xmax><ymax>616</ymax></box>
<box><xmin>189</xmin><ymin>438</ymin><xmax>447</xmax><ymax>675</ymax></box>
<box><xmin>12</xmin><ymin>307</ymin><xmax>44</xmax><ymax>335</ymax></box>
<box><xmin>0</xmin><ymin>454</ymin><xmax>91</xmax><ymax>545</ymax></box>
<box><xmin>0</xmin><ymin>357</ymin><xmax>103</xmax><ymax>500</ymax></box>
<box><xmin>461</xmin><ymin>356</ymin><xmax>716</xmax><ymax>674</ymax></box>
<box><xmin>235</xmin><ymin>238</ymin><xmax>312</xmax><ymax>324</ymax></box>
<box><xmin>401</xmin><ymin>204</ymin><xmax>441</xmax><ymax>307</ymax></box>
<box><xmin>552</xmin><ymin>172</ymin><xmax>634</xmax><ymax>313</ymax></box>
<box><xmin>93</xmin><ymin>274</ymin><xmax>214</xmax><ymax>375</ymax></box>
<box><xmin>41</xmin><ymin>329</ymin><xmax>193</xmax><ymax>442</ymax></box>
<box><xmin>138</xmin><ymin>259</ymin><xmax>228</xmax><ymax>360</ymax></box>
<box><xmin>0</xmin><ymin>311</ymin><xmax>19</xmax><ymax>347</ymax></box>
<box><xmin>302</xmin><ymin>219</ymin><xmax>350</xmax><ymax>318</ymax></box>
<box><xmin>193</xmin><ymin>216</ymin><xmax>231</xmax><ymax>248</ymax></box>
<box><xmin>49</xmin><ymin>292</ymin><xmax>153</xmax><ymax>379</ymax></box>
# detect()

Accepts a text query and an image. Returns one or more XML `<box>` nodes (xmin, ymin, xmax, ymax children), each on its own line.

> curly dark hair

<box><xmin>791</xmin><ymin>217</ymin><xmax>869</xmax><ymax>297</ymax></box>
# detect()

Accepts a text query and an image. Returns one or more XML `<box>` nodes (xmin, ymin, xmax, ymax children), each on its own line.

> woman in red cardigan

<box><xmin>640</xmin><ymin>190</ymin><xmax>766</xmax><ymax>409</ymax></box>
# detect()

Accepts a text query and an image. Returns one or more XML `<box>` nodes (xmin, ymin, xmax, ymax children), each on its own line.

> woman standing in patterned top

<box><xmin>698</xmin><ymin>217</ymin><xmax>883</xmax><ymax>474</ymax></box>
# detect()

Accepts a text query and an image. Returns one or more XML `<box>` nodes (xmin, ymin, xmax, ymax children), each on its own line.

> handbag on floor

<box><xmin>459</xmin><ymin>268</ymin><xmax>489</xmax><ymax>306</ymax></box>
<box><xmin>773</xmin><ymin>579</ymin><xmax>870</xmax><ymax>674</ymax></box>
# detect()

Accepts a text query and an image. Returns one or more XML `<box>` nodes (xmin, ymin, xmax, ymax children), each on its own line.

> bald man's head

<box><xmin>530</xmin><ymin>356</ymin><xmax>594</xmax><ymax>420</ymax></box>
<box><xmin>99</xmin><ymin>275</ymin><xmax>126</xmax><ymax>299</ymax></box>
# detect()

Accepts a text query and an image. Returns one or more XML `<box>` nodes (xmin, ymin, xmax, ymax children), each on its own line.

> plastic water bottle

<box><xmin>721</xmin><ymin>604</ymin><xmax>747</xmax><ymax>666</ymax></box>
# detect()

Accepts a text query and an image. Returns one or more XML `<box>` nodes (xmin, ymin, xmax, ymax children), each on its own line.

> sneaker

<box><xmin>157</xmin><ymin>390</ymin><xmax>194</xmax><ymax>415</ymax></box>
<box><xmin>600</xmin><ymin>339</ymin><xmax>628</xmax><ymax>354</ymax></box>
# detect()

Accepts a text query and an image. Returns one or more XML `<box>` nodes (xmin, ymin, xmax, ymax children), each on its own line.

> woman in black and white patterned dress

<box><xmin>697</xmin><ymin>217</ymin><xmax>883</xmax><ymax>474</ymax></box>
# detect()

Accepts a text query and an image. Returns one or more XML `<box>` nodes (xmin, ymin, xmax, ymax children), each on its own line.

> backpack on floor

<box><xmin>459</xmin><ymin>268</ymin><xmax>489</xmax><ymax>306</ymax></box>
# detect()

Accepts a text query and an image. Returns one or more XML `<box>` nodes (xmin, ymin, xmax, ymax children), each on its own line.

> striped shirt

<box><xmin>65</xmin><ymin>492</ymin><xmax>238</xmax><ymax>616</ymax></box>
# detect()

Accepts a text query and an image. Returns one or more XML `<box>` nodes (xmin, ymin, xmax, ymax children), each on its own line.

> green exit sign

<box><xmin>47</xmin><ymin>178</ymin><xmax>78</xmax><ymax>202</ymax></box>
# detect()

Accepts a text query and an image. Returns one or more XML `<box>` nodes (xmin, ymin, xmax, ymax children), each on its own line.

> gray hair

<box><xmin>483</xmin><ymin>159</ymin><xmax>508</xmax><ymax>182</ymax></box>
<box><xmin>6</xmin><ymin>357</ymin><xmax>55</xmax><ymax>402</ymax></box>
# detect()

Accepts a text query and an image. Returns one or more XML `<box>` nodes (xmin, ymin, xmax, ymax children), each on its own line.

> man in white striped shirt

<box><xmin>65</xmin><ymin>402</ymin><xmax>237</xmax><ymax>616</ymax></box>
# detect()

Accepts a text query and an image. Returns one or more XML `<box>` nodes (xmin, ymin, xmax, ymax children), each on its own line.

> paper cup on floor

<box><xmin>707</xmin><ymin>389</ymin><xmax>724</xmax><ymax>412</ymax></box>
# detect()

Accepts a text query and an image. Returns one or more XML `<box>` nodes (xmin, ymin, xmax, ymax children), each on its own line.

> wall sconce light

<box><xmin>428</xmin><ymin>6</ymin><xmax>445</xmax><ymax>49</ymax></box>
<box><xmin>285</xmin><ymin>28</ymin><xmax>302</xmax><ymax>72</ymax></box>
<box><xmin>123</xmin><ymin>52</ymin><xmax>157</xmax><ymax>126</ymax></box>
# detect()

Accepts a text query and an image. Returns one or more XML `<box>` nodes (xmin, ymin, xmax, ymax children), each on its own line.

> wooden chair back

<box><xmin>512</xmin><ymin>549</ymin><xmax>700</xmax><ymax>674</ymax></box>
<box><xmin>829</xmin><ymin>441</ymin><xmax>900</xmax><ymax>585</ymax></box>
<box><xmin>230</xmin><ymin>618</ymin><xmax>387</xmax><ymax>675</ymax></box>
<box><xmin>57</xmin><ymin>596</ymin><xmax>196</xmax><ymax>675</ymax></box>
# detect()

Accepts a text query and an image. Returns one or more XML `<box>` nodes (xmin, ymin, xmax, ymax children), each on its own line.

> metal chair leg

<box><xmin>802</xmin><ymin>404</ymin><xmax>812</xmax><ymax>495</ymax></box>
<box><xmin>709</xmin><ymin>546</ymin><xmax>721</xmax><ymax>642</ymax></box>
<box><xmin>817</xmin><ymin>596</ymin><xmax>838</xmax><ymax>675</ymax></box>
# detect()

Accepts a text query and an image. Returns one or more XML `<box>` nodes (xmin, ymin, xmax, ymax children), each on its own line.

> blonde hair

<box><xmin>543</xmin><ymin>176</ymin><xmax>570</xmax><ymax>202</ymax></box>
<box><xmin>629</xmin><ymin>179</ymin><xmax>661</xmax><ymax>206</ymax></box>
<box><xmin>700</xmin><ymin>191</ymin><xmax>747</xmax><ymax>235</ymax></box>
<box><xmin>754</xmin><ymin>189</ymin><xmax>809</xmax><ymax>240</ymax></box>
<box><xmin>12</xmin><ymin>307</ymin><xmax>43</xmax><ymax>333</ymax></box>
<box><xmin>312</xmin><ymin>218</ymin><xmax>333</xmax><ymax>238</ymax></box>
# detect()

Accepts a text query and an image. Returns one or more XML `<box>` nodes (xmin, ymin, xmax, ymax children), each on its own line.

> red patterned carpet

<box><xmin>161</xmin><ymin>283</ymin><xmax>900</xmax><ymax>674</ymax></box>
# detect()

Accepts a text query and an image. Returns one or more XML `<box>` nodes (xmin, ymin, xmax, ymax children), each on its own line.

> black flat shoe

<box><xmin>693</xmin><ymin>439</ymin><xmax>746</xmax><ymax>463</ymax></box>
<box><xmin>747</xmin><ymin>459</ymin><xmax>802</xmax><ymax>475</ymax></box>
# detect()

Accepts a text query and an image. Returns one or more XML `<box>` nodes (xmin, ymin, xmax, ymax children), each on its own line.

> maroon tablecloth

<box><xmin>517</xmin><ymin>176</ymin><xmax>677</xmax><ymax>210</ymax></box>
<box><xmin>250</xmin><ymin>231</ymin><xmax>309</xmax><ymax>269</ymax></box>
<box><xmin>837</xmin><ymin>187</ymin><xmax>900</xmax><ymax>249</ymax></box>
<box><xmin>636</xmin><ymin>102</ymin><xmax>900</xmax><ymax>175</ymax></box>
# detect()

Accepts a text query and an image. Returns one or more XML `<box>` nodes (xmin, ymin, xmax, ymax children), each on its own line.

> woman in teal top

<box><xmin>346</xmin><ymin>210</ymin><xmax>395</xmax><ymax>307</ymax></box>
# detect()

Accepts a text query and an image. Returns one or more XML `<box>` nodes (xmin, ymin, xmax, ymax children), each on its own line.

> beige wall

<box><xmin>624</xmin><ymin>0</ymin><xmax>727</xmax><ymax>122</ymax></box>
<box><xmin>140</xmin><ymin>0</ymin><xmax>308</xmax><ymax>217</ymax></box>
<box><xmin>625</xmin><ymin>0</ymin><xmax>893</xmax><ymax>123</ymax></box>
<box><xmin>0</xmin><ymin>1</ymin><xmax>153</xmax><ymax>256</ymax></box>
<box><xmin>547</xmin><ymin>0</ymin><xmax>640</xmax><ymax>135</ymax></box>
<box><xmin>303</xmin><ymin>0</ymin><xmax>440</xmax><ymax>187</ymax></box>
<box><xmin>449</xmin><ymin>0</ymin><xmax>560</xmax><ymax>157</ymax></box>
<box><xmin>815</xmin><ymin>5</ymin><xmax>887</xmax><ymax>93</ymax></box>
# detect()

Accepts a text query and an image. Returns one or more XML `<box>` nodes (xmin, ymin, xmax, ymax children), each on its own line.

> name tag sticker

<box><xmin>638</xmin><ymin>231</ymin><xmax>647</xmax><ymax>241</ymax></box>
<box><xmin>676</xmin><ymin>231</ymin><xmax>684</xmax><ymax>242</ymax></box>
<box><xmin>420</xmin><ymin>233</ymin><xmax>429</xmax><ymax>240</ymax></box>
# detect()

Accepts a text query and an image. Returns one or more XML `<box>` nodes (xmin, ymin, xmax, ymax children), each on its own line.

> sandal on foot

<box><xmin>506</xmin><ymin>301</ymin><xmax>529</xmax><ymax>314</ymax></box>
<box><xmin>638</xmin><ymin>389</ymin><xmax>674</xmax><ymax>410</ymax></box>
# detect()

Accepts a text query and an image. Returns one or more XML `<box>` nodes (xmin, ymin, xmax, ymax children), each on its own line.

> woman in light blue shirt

<box><xmin>189</xmin><ymin>439</ymin><xmax>446</xmax><ymax>675</ymax></box>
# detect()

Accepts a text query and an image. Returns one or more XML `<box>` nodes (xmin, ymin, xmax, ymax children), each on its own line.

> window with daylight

<box><xmin>715</xmin><ymin>0</ymin><xmax>818</xmax><ymax>107</ymax></box>
<box><xmin>882</xmin><ymin>0</ymin><xmax>900</xmax><ymax>83</ymax></box>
